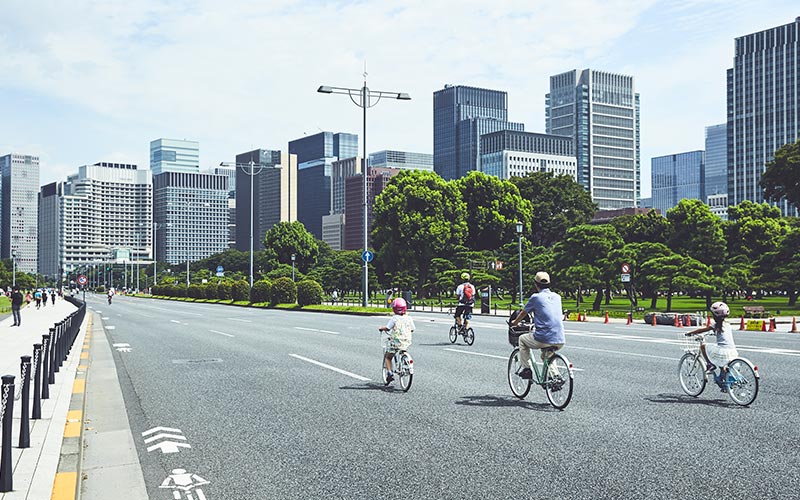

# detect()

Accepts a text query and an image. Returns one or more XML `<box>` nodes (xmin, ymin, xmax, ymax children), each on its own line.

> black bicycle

<box><xmin>448</xmin><ymin>319</ymin><xmax>474</xmax><ymax>346</ymax></box>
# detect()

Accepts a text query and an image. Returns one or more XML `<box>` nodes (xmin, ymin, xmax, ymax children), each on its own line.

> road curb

<box><xmin>51</xmin><ymin>315</ymin><xmax>92</xmax><ymax>500</ymax></box>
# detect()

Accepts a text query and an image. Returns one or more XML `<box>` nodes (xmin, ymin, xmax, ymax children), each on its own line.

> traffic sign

<box><xmin>362</xmin><ymin>250</ymin><xmax>374</xmax><ymax>263</ymax></box>
<box><xmin>495</xmin><ymin>261</ymin><xmax>503</xmax><ymax>270</ymax></box>
<box><xmin>621</xmin><ymin>274</ymin><xmax>631</xmax><ymax>282</ymax></box>
<box><xmin>621</xmin><ymin>263</ymin><xmax>631</xmax><ymax>274</ymax></box>
<box><xmin>77</xmin><ymin>274</ymin><xmax>88</xmax><ymax>286</ymax></box>
<box><xmin>216</xmin><ymin>265</ymin><xmax>224</xmax><ymax>277</ymax></box>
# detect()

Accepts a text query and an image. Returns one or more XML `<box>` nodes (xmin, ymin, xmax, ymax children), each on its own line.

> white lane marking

<box><xmin>227</xmin><ymin>318</ymin><xmax>252</xmax><ymax>323</ymax></box>
<box><xmin>144</xmin><ymin>305</ymin><xmax>202</xmax><ymax>316</ymax></box>
<box><xmin>289</xmin><ymin>354</ymin><xmax>370</xmax><ymax>381</ymax></box>
<box><xmin>170</xmin><ymin>320</ymin><xmax>182</xmax><ymax>324</ymax></box>
<box><xmin>106</xmin><ymin>326</ymin><xmax>116</xmax><ymax>330</ymax></box>
<box><xmin>444</xmin><ymin>348</ymin><xmax>585</xmax><ymax>371</ymax></box>
<box><xmin>209</xmin><ymin>329</ymin><xmax>235</xmax><ymax>338</ymax></box>
<box><xmin>294</xmin><ymin>327</ymin><xmax>341</xmax><ymax>335</ymax></box>
<box><xmin>102</xmin><ymin>317</ymin><xmax>110</xmax><ymax>320</ymax></box>
<box><xmin>112</xmin><ymin>343</ymin><xmax>130</xmax><ymax>347</ymax></box>
<box><xmin>96</xmin><ymin>310</ymin><xmax>102</xmax><ymax>313</ymax></box>
<box><xmin>568</xmin><ymin>345</ymin><xmax>678</xmax><ymax>361</ymax></box>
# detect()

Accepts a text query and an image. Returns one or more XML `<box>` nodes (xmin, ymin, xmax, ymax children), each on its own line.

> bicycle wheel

<box><xmin>678</xmin><ymin>353</ymin><xmax>706</xmax><ymax>397</ymax></box>
<box><xmin>726</xmin><ymin>359</ymin><xmax>758</xmax><ymax>406</ymax></box>
<box><xmin>544</xmin><ymin>354</ymin><xmax>573</xmax><ymax>410</ymax></box>
<box><xmin>398</xmin><ymin>353</ymin><xmax>413</xmax><ymax>392</ymax></box>
<box><xmin>464</xmin><ymin>328</ymin><xmax>475</xmax><ymax>346</ymax></box>
<box><xmin>381</xmin><ymin>356</ymin><xmax>390</xmax><ymax>386</ymax></box>
<box><xmin>448</xmin><ymin>326</ymin><xmax>458</xmax><ymax>344</ymax></box>
<box><xmin>507</xmin><ymin>348</ymin><xmax>531</xmax><ymax>399</ymax></box>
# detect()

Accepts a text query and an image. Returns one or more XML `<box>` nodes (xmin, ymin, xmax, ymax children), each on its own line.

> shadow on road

<box><xmin>418</xmin><ymin>342</ymin><xmax>460</xmax><ymax>346</ymax></box>
<box><xmin>644</xmin><ymin>393</ymin><xmax>739</xmax><ymax>408</ymax></box>
<box><xmin>455</xmin><ymin>394</ymin><xmax>552</xmax><ymax>411</ymax></box>
<box><xmin>339</xmin><ymin>382</ymin><xmax>398</xmax><ymax>393</ymax></box>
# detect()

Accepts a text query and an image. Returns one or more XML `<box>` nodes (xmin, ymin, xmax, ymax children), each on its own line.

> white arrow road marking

<box><xmin>209</xmin><ymin>330</ymin><xmax>235</xmax><ymax>337</ymax></box>
<box><xmin>227</xmin><ymin>318</ymin><xmax>252</xmax><ymax>323</ymax></box>
<box><xmin>116</xmin><ymin>347</ymin><xmax>132</xmax><ymax>352</ymax></box>
<box><xmin>102</xmin><ymin>317</ymin><xmax>110</xmax><ymax>320</ymax></box>
<box><xmin>142</xmin><ymin>427</ymin><xmax>183</xmax><ymax>436</ymax></box>
<box><xmin>289</xmin><ymin>354</ymin><xmax>370</xmax><ymax>381</ymax></box>
<box><xmin>294</xmin><ymin>327</ymin><xmax>340</xmax><ymax>335</ymax></box>
<box><xmin>112</xmin><ymin>343</ymin><xmax>130</xmax><ymax>347</ymax></box>
<box><xmin>170</xmin><ymin>320</ymin><xmax>182</xmax><ymax>324</ymax></box>
<box><xmin>144</xmin><ymin>433</ymin><xmax>188</xmax><ymax>444</ymax></box>
<box><xmin>147</xmin><ymin>441</ymin><xmax>192</xmax><ymax>454</ymax></box>
<box><xmin>443</xmin><ymin>348</ymin><xmax>585</xmax><ymax>371</ymax></box>
<box><xmin>105</xmin><ymin>326</ymin><xmax>116</xmax><ymax>330</ymax></box>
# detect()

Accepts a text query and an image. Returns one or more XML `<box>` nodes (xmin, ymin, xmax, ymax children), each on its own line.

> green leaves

<box><xmin>761</xmin><ymin>138</ymin><xmax>800</xmax><ymax>209</ymax></box>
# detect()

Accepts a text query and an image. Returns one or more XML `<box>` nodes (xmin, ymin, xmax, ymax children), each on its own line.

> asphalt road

<box><xmin>85</xmin><ymin>294</ymin><xmax>800</xmax><ymax>500</ymax></box>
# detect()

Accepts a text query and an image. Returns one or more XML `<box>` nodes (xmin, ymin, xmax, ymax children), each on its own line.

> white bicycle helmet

<box><xmin>710</xmin><ymin>301</ymin><xmax>730</xmax><ymax>319</ymax></box>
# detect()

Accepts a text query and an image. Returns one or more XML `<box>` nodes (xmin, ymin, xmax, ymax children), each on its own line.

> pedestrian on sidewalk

<box><xmin>34</xmin><ymin>288</ymin><xmax>42</xmax><ymax>308</ymax></box>
<box><xmin>51</xmin><ymin>289</ymin><xmax>56</xmax><ymax>305</ymax></box>
<box><xmin>11</xmin><ymin>285</ymin><xmax>23</xmax><ymax>326</ymax></box>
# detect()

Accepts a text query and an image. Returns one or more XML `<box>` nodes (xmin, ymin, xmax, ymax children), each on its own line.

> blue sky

<box><xmin>1</xmin><ymin>1</ymin><xmax>798</xmax><ymax>196</ymax></box>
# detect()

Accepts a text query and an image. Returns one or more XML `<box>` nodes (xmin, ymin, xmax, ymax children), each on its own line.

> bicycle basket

<box><xmin>508</xmin><ymin>324</ymin><xmax>532</xmax><ymax>346</ymax></box>
<box><xmin>679</xmin><ymin>331</ymin><xmax>698</xmax><ymax>353</ymax></box>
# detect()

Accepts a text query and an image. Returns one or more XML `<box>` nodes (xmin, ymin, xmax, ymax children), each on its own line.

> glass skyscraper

<box><xmin>1</xmin><ymin>153</ymin><xmax>39</xmax><ymax>273</ymax></box>
<box><xmin>651</xmin><ymin>151</ymin><xmax>705</xmax><ymax>215</ymax></box>
<box><xmin>433</xmin><ymin>85</ymin><xmax>524</xmax><ymax>180</ymax></box>
<box><xmin>727</xmin><ymin>17</ymin><xmax>800</xmax><ymax>216</ymax></box>
<box><xmin>546</xmin><ymin>69</ymin><xmax>640</xmax><ymax>210</ymax></box>
<box><xmin>150</xmin><ymin>138</ymin><xmax>200</xmax><ymax>175</ymax></box>
<box><xmin>704</xmin><ymin>124</ymin><xmax>728</xmax><ymax>199</ymax></box>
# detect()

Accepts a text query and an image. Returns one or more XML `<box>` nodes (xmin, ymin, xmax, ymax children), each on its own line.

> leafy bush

<box><xmin>217</xmin><ymin>281</ymin><xmax>232</xmax><ymax>301</ymax></box>
<box><xmin>188</xmin><ymin>284</ymin><xmax>204</xmax><ymax>299</ymax></box>
<box><xmin>231</xmin><ymin>280</ymin><xmax>250</xmax><ymax>302</ymax></box>
<box><xmin>297</xmin><ymin>280</ymin><xmax>323</xmax><ymax>307</ymax></box>
<box><xmin>175</xmin><ymin>286</ymin><xmax>187</xmax><ymax>298</ymax></box>
<box><xmin>204</xmin><ymin>283</ymin><xmax>218</xmax><ymax>299</ymax></box>
<box><xmin>270</xmin><ymin>277</ymin><xmax>297</xmax><ymax>305</ymax></box>
<box><xmin>96</xmin><ymin>285</ymin><xmax>106</xmax><ymax>293</ymax></box>
<box><xmin>251</xmin><ymin>279</ymin><xmax>272</xmax><ymax>303</ymax></box>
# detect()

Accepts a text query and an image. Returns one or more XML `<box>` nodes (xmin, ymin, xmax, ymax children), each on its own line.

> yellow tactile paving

<box><xmin>51</xmin><ymin>471</ymin><xmax>77</xmax><ymax>500</ymax></box>
<box><xmin>80</xmin><ymin>352</ymin><xmax>88</xmax><ymax>359</ymax></box>
<box><xmin>72</xmin><ymin>379</ymin><xmax>85</xmax><ymax>394</ymax></box>
<box><xmin>64</xmin><ymin>410</ymin><xmax>82</xmax><ymax>438</ymax></box>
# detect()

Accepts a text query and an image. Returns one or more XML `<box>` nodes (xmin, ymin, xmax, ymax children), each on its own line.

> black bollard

<box><xmin>41</xmin><ymin>335</ymin><xmax>50</xmax><ymax>400</ymax></box>
<box><xmin>32</xmin><ymin>344</ymin><xmax>42</xmax><ymax>419</ymax></box>
<box><xmin>48</xmin><ymin>328</ymin><xmax>56</xmax><ymax>384</ymax></box>
<box><xmin>0</xmin><ymin>374</ymin><xmax>16</xmax><ymax>492</ymax></box>
<box><xmin>53</xmin><ymin>325</ymin><xmax>61</xmax><ymax>373</ymax></box>
<box><xmin>19</xmin><ymin>356</ymin><xmax>31</xmax><ymax>448</ymax></box>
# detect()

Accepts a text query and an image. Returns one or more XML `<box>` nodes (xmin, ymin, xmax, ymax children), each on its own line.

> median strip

<box><xmin>289</xmin><ymin>354</ymin><xmax>370</xmax><ymax>381</ymax></box>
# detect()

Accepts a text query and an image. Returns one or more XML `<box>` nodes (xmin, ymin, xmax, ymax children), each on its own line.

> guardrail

<box><xmin>0</xmin><ymin>297</ymin><xmax>86</xmax><ymax>492</ymax></box>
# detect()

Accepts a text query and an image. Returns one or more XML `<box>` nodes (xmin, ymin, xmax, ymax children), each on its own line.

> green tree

<box><xmin>666</xmin><ymin>199</ymin><xmax>726</xmax><ymax>266</ymax></box>
<box><xmin>761</xmin><ymin>138</ymin><xmax>800</xmax><ymax>209</ymax></box>
<box><xmin>611</xmin><ymin>209</ymin><xmax>669</xmax><ymax>245</ymax></box>
<box><xmin>263</xmin><ymin>221</ymin><xmax>319</xmax><ymax>273</ymax></box>
<box><xmin>453</xmin><ymin>171</ymin><xmax>533</xmax><ymax>251</ymax></box>
<box><xmin>372</xmin><ymin>170</ymin><xmax>467</xmax><ymax>295</ymax></box>
<box><xmin>511</xmin><ymin>172</ymin><xmax>597</xmax><ymax>247</ymax></box>
<box><xmin>726</xmin><ymin>201</ymin><xmax>790</xmax><ymax>261</ymax></box>
<box><xmin>756</xmin><ymin>228</ymin><xmax>800</xmax><ymax>306</ymax></box>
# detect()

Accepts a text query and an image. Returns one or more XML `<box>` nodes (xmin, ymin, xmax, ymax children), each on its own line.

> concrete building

<box><xmin>210</xmin><ymin>166</ymin><xmax>237</xmax><ymax>248</ymax></box>
<box><xmin>369</xmin><ymin>150</ymin><xmax>433</xmax><ymax>171</ymax></box>
<box><xmin>1</xmin><ymin>153</ymin><xmax>40</xmax><ymax>273</ymax></box>
<box><xmin>233</xmin><ymin>149</ymin><xmax>297</xmax><ymax>253</ymax></box>
<box><xmin>546</xmin><ymin>69</ymin><xmax>640</xmax><ymax>209</ymax></box>
<box><xmin>704</xmin><ymin>124</ymin><xmax>728</xmax><ymax>201</ymax></box>
<box><xmin>433</xmin><ymin>85</ymin><xmax>524</xmax><ymax>180</ymax></box>
<box><xmin>150</xmin><ymin>138</ymin><xmax>200</xmax><ymax>176</ymax></box>
<box><xmin>727</xmin><ymin>17</ymin><xmax>800</xmax><ymax>215</ymax></box>
<box><xmin>707</xmin><ymin>193</ymin><xmax>729</xmax><ymax>220</ymax></box>
<box><xmin>38</xmin><ymin>162</ymin><xmax>152</xmax><ymax>281</ymax></box>
<box><xmin>480</xmin><ymin>130</ymin><xmax>577</xmax><ymax>180</ymax></box>
<box><xmin>153</xmin><ymin>171</ymin><xmax>229</xmax><ymax>265</ymax></box>
<box><xmin>651</xmin><ymin>151</ymin><xmax>705</xmax><ymax>215</ymax></box>
<box><xmin>343</xmin><ymin>167</ymin><xmax>399</xmax><ymax>251</ymax></box>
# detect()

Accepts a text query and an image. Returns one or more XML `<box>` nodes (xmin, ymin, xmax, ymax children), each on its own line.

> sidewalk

<box><xmin>0</xmin><ymin>297</ymin><xmax>84</xmax><ymax>500</ymax></box>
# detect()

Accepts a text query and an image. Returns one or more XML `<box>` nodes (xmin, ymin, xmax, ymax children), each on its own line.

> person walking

<box><xmin>11</xmin><ymin>285</ymin><xmax>23</xmax><ymax>326</ymax></box>
<box><xmin>51</xmin><ymin>289</ymin><xmax>56</xmax><ymax>305</ymax></box>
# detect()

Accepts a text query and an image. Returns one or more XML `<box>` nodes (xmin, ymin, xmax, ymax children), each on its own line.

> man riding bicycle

<box><xmin>454</xmin><ymin>272</ymin><xmax>476</xmax><ymax>332</ymax></box>
<box><xmin>508</xmin><ymin>271</ymin><xmax>565</xmax><ymax>379</ymax></box>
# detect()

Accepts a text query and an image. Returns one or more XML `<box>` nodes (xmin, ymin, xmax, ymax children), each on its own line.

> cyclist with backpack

<box><xmin>454</xmin><ymin>272</ymin><xmax>476</xmax><ymax>332</ymax></box>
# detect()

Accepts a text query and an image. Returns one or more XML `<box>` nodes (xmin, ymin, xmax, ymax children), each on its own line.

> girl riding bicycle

<box><xmin>686</xmin><ymin>301</ymin><xmax>739</xmax><ymax>391</ymax></box>
<box><xmin>378</xmin><ymin>298</ymin><xmax>415</xmax><ymax>383</ymax></box>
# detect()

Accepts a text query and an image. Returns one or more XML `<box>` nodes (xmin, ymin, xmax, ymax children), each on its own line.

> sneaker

<box><xmin>386</xmin><ymin>371</ymin><xmax>394</xmax><ymax>383</ymax></box>
<box><xmin>518</xmin><ymin>368</ymin><xmax>532</xmax><ymax>380</ymax></box>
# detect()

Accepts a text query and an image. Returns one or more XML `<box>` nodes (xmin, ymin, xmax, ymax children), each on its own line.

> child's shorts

<box><xmin>707</xmin><ymin>344</ymin><xmax>738</xmax><ymax>367</ymax></box>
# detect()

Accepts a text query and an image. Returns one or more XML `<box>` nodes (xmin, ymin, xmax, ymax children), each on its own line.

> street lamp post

<box><xmin>291</xmin><ymin>253</ymin><xmax>296</xmax><ymax>282</ymax></box>
<box><xmin>11</xmin><ymin>249</ymin><xmax>16</xmax><ymax>287</ymax></box>
<box><xmin>220</xmin><ymin>160</ymin><xmax>282</xmax><ymax>292</ymax></box>
<box><xmin>318</xmin><ymin>75</ymin><xmax>411</xmax><ymax>307</ymax></box>
<box><xmin>516</xmin><ymin>221</ymin><xmax>524</xmax><ymax>306</ymax></box>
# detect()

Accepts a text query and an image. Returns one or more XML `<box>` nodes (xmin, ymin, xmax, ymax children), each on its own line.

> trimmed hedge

<box><xmin>297</xmin><ymin>280</ymin><xmax>323</xmax><ymax>307</ymax></box>
<box><xmin>270</xmin><ymin>277</ymin><xmax>297</xmax><ymax>305</ymax></box>
<box><xmin>217</xmin><ymin>281</ymin><xmax>232</xmax><ymax>301</ymax></box>
<box><xmin>188</xmin><ymin>284</ymin><xmax>204</xmax><ymax>299</ymax></box>
<box><xmin>231</xmin><ymin>280</ymin><xmax>250</xmax><ymax>302</ymax></box>
<box><xmin>251</xmin><ymin>279</ymin><xmax>272</xmax><ymax>303</ymax></box>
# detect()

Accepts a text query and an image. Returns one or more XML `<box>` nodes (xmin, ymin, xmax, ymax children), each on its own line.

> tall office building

<box><xmin>150</xmin><ymin>138</ymin><xmax>200</xmax><ymax>175</ymax></box>
<box><xmin>704</xmin><ymin>124</ymin><xmax>728</xmax><ymax>199</ymax></box>
<box><xmin>1</xmin><ymin>153</ymin><xmax>39</xmax><ymax>273</ymax></box>
<box><xmin>546</xmin><ymin>69</ymin><xmax>640</xmax><ymax>209</ymax></box>
<box><xmin>38</xmin><ymin>163</ymin><xmax>152</xmax><ymax>280</ymax></box>
<box><xmin>289</xmin><ymin>131</ymin><xmax>358</xmax><ymax>239</ymax></box>
<box><xmin>153</xmin><ymin>172</ymin><xmax>229</xmax><ymax>265</ymax></box>
<box><xmin>369</xmin><ymin>150</ymin><xmax>434</xmax><ymax>171</ymax></box>
<box><xmin>480</xmin><ymin>130</ymin><xmax>577</xmax><ymax>180</ymax></box>
<box><xmin>433</xmin><ymin>85</ymin><xmax>524</xmax><ymax>180</ymax></box>
<box><xmin>651</xmin><ymin>151</ymin><xmax>705</xmax><ymax>215</ymax></box>
<box><xmin>727</xmin><ymin>17</ymin><xmax>800</xmax><ymax>215</ymax></box>
<box><xmin>343</xmin><ymin>167</ymin><xmax>401</xmax><ymax>251</ymax></box>
<box><xmin>210</xmin><ymin>166</ymin><xmax>237</xmax><ymax>248</ymax></box>
<box><xmin>233</xmin><ymin>149</ymin><xmax>297</xmax><ymax>252</ymax></box>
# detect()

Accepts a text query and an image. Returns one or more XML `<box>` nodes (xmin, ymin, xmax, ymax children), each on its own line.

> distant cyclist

<box><xmin>686</xmin><ymin>301</ymin><xmax>739</xmax><ymax>391</ymax></box>
<box><xmin>509</xmin><ymin>272</ymin><xmax>565</xmax><ymax>380</ymax></box>
<box><xmin>454</xmin><ymin>272</ymin><xmax>476</xmax><ymax>332</ymax></box>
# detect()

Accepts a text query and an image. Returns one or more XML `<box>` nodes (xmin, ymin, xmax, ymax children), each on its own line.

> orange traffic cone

<box><xmin>604</xmin><ymin>311</ymin><xmax>609</xmax><ymax>324</ymax></box>
<box><xmin>583</xmin><ymin>310</ymin><xmax>588</xmax><ymax>322</ymax></box>
<box><xmin>768</xmin><ymin>317</ymin><xmax>776</xmax><ymax>332</ymax></box>
<box><xmin>651</xmin><ymin>314</ymin><xmax>657</xmax><ymax>327</ymax></box>
<box><xmin>626</xmin><ymin>312</ymin><xmax>632</xmax><ymax>325</ymax></box>
<box><xmin>674</xmin><ymin>314</ymin><xmax>680</xmax><ymax>327</ymax></box>
<box><xmin>683</xmin><ymin>315</ymin><xmax>690</xmax><ymax>327</ymax></box>
<box><xmin>761</xmin><ymin>320</ymin><xmax>767</xmax><ymax>332</ymax></box>
<box><xmin>739</xmin><ymin>315</ymin><xmax>745</xmax><ymax>331</ymax></box>
<box><xmin>791</xmin><ymin>317</ymin><xmax>799</xmax><ymax>333</ymax></box>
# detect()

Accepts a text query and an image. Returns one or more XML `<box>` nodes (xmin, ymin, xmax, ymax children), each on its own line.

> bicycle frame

<box><xmin>526</xmin><ymin>349</ymin><xmax>572</xmax><ymax>387</ymax></box>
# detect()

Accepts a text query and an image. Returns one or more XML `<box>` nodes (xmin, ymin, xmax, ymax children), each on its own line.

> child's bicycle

<box><xmin>506</xmin><ymin>314</ymin><xmax>574</xmax><ymax>410</ymax></box>
<box><xmin>678</xmin><ymin>332</ymin><xmax>759</xmax><ymax>406</ymax></box>
<box><xmin>381</xmin><ymin>347</ymin><xmax>414</xmax><ymax>392</ymax></box>
<box><xmin>448</xmin><ymin>319</ymin><xmax>475</xmax><ymax>346</ymax></box>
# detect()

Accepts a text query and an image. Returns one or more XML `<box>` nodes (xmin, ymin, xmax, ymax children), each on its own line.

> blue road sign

<box><xmin>216</xmin><ymin>265</ymin><xmax>224</xmax><ymax>273</ymax></box>
<box><xmin>361</xmin><ymin>250</ymin><xmax>374</xmax><ymax>263</ymax></box>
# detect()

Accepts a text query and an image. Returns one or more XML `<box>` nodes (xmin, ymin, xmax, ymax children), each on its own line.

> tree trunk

<box><xmin>666</xmin><ymin>287</ymin><xmax>673</xmax><ymax>312</ymax></box>
<box><xmin>789</xmin><ymin>290</ymin><xmax>797</xmax><ymax>307</ymax></box>
<box><xmin>592</xmin><ymin>289</ymin><xmax>602</xmax><ymax>311</ymax></box>
<box><xmin>575</xmin><ymin>286</ymin><xmax>582</xmax><ymax>308</ymax></box>
<box><xmin>604</xmin><ymin>285</ymin><xmax>612</xmax><ymax>305</ymax></box>
<box><xmin>650</xmin><ymin>295</ymin><xmax>658</xmax><ymax>309</ymax></box>
<box><xmin>705</xmin><ymin>293</ymin><xmax>712</xmax><ymax>309</ymax></box>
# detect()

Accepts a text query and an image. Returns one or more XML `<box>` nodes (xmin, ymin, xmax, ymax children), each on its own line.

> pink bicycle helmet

<box><xmin>392</xmin><ymin>297</ymin><xmax>407</xmax><ymax>315</ymax></box>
